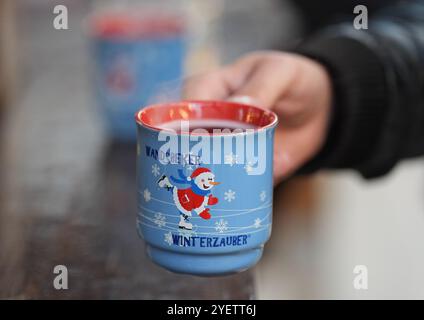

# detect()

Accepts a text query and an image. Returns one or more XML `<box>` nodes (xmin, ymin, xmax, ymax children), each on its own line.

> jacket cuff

<box><xmin>294</xmin><ymin>29</ymin><xmax>390</xmax><ymax>178</ymax></box>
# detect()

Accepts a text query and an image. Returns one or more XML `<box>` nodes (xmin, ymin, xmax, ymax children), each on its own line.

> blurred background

<box><xmin>1</xmin><ymin>0</ymin><xmax>424</xmax><ymax>299</ymax></box>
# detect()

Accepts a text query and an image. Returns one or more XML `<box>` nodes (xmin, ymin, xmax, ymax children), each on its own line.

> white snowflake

<box><xmin>224</xmin><ymin>153</ymin><xmax>238</xmax><ymax>166</ymax></box>
<box><xmin>152</xmin><ymin>164</ymin><xmax>160</xmax><ymax>177</ymax></box>
<box><xmin>244</xmin><ymin>161</ymin><xmax>256</xmax><ymax>174</ymax></box>
<box><xmin>164</xmin><ymin>232</ymin><xmax>173</xmax><ymax>246</ymax></box>
<box><xmin>254</xmin><ymin>218</ymin><xmax>261</xmax><ymax>228</ymax></box>
<box><xmin>215</xmin><ymin>219</ymin><xmax>229</xmax><ymax>233</ymax></box>
<box><xmin>260</xmin><ymin>190</ymin><xmax>266</xmax><ymax>202</ymax></box>
<box><xmin>153</xmin><ymin>212</ymin><xmax>166</xmax><ymax>227</ymax></box>
<box><xmin>224</xmin><ymin>189</ymin><xmax>236</xmax><ymax>202</ymax></box>
<box><xmin>185</xmin><ymin>165</ymin><xmax>194</xmax><ymax>172</ymax></box>
<box><xmin>143</xmin><ymin>188</ymin><xmax>151</xmax><ymax>202</ymax></box>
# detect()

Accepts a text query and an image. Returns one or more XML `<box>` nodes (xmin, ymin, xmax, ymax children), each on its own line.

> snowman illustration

<box><xmin>157</xmin><ymin>167</ymin><xmax>220</xmax><ymax>230</ymax></box>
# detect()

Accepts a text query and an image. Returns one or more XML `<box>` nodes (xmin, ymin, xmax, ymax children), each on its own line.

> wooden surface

<box><xmin>0</xmin><ymin>141</ymin><xmax>253</xmax><ymax>299</ymax></box>
<box><xmin>0</xmin><ymin>2</ymin><xmax>254</xmax><ymax>299</ymax></box>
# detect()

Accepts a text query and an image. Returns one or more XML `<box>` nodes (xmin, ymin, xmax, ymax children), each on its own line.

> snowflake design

<box><xmin>260</xmin><ymin>190</ymin><xmax>266</xmax><ymax>202</ymax></box>
<box><xmin>143</xmin><ymin>188</ymin><xmax>151</xmax><ymax>202</ymax></box>
<box><xmin>152</xmin><ymin>164</ymin><xmax>160</xmax><ymax>177</ymax></box>
<box><xmin>254</xmin><ymin>218</ymin><xmax>261</xmax><ymax>228</ymax></box>
<box><xmin>185</xmin><ymin>165</ymin><xmax>194</xmax><ymax>172</ymax></box>
<box><xmin>164</xmin><ymin>232</ymin><xmax>173</xmax><ymax>246</ymax></box>
<box><xmin>224</xmin><ymin>189</ymin><xmax>236</xmax><ymax>202</ymax></box>
<box><xmin>244</xmin><ymin>161</ymin><xmax>256</xmax><ymax>174</ymax></box>
<box><xmin>224</xmin><ymin>153</ymin><xmax>238</xmax><ymax>166</ymax></box>
<box><xmin>215</xmin><ymin>219</ymin><xmax>229</xmax><ymax>233</ymax></box>
<box><xmin>153</xmin><ymin>212</ymin><xmax>166</xmax><ymax>227</ymax></box>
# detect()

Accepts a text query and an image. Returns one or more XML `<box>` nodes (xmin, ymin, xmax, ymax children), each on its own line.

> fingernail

<box><xmin>227</xmin><ymin>95</ymin><xmax>258</xmax><ymax>105</ymax></box>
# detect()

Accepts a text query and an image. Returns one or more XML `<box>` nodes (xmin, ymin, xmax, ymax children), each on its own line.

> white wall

<box><xmin>255</xmin><ymin>159</ymin><xmax>424</xmax><ymax>299</ymax></box>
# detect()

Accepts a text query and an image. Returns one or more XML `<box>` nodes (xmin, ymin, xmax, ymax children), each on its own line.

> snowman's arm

<box><xmin>194</xmin><ymin>197</ymin><xmax>209</xmax><ymax>215</ymax></box>
<box><xmin>207</xmin><ymin>194</ymin><xmax>219</xmax><ymax>206</ymax></box>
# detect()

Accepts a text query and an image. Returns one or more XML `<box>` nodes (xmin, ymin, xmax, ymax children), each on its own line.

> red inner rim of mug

<box><xmin>135</xmin><ymin>101</ymin><xmax>278</xmax><ymax>135</ymax></box>
<box><xmin>90</xmin><ymin>12</ymin><xmax>185</xmax><ymax>39</ymax></box>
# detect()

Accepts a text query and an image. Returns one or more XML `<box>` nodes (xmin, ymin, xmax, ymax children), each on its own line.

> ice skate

<box><xmin>178</xmin><ymin>214</ymin><xmax>193</xmax><ymax>230</ymax></box>
<box><xmin>157</xmin><ymin>175</ymin><xmax>173</xmax><ymax>191</ymax></box>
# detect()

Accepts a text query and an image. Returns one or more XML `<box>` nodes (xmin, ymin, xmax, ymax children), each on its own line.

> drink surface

<box><xmin>157</xmin><ymin>119</ymin><xmax>258</xmax><ymax>133</ymax></box>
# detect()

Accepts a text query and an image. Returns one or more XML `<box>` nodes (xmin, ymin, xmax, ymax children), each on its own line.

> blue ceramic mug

<box><xmin>90</xmin><ymin>12</ymin><xmax>186</xmax><ymax>141</ymax></box>
<box><xmin>136</xmin><ymin>101</ymin><xmax>278</xmax><ymax>276</ymax></box>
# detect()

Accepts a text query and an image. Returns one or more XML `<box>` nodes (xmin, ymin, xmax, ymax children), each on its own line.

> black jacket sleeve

<box><xmin>296</xmin><ymin>0</ymin><xmax>424</xmax><ymax>178</ymax></box>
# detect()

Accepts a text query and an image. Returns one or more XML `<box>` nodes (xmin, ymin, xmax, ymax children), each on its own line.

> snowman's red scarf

<box><xmin>170</xmin><ymin>169</ymin><xmax>211</xmax><ymax>196</ymax></box>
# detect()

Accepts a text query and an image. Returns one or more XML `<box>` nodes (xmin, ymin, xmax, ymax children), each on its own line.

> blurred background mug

<box><xmin>90</xmin><ymin>10</ymin><xmax>187</xmax><ymax>142</ymax></box>
<box><xmin>136</xmin><ymin>100</ymin><xmax>278</xmax><ymax>275</ymax></box>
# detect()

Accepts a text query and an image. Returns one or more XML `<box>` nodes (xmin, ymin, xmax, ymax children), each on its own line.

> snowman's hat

<box><xmin>187</xmin><ymin>167</ymin><xmax>211</xmax><ymax>181</ymax></box>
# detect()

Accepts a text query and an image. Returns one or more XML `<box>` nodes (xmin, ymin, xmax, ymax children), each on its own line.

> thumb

<box><xmin>230</xmin><ymin>59</ymin><xmax>295</xmax><ymax>109</ymax></box>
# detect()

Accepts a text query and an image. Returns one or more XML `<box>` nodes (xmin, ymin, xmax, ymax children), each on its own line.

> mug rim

<box><xmin>88</xmin><ymin>11</ymin><xmax>186</xmax><ymax>41</ymax></box>
<box><xmin>135</xmin><ymin>100</ymin><xmax>278</xmax><ymax>136</ymax></box>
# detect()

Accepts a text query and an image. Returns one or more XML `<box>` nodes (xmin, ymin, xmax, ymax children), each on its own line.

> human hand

<box><xmin>183</xmin><ymin>51</ymin><xmax>332</xmax><ymax>184</ymax></box>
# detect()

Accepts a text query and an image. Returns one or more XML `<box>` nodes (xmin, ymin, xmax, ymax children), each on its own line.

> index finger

<box><xmin>182</xmin><ymin>68</ymin><xmax>238</xmax><ymax>100</ymax></box>
<box><xmin>182</xmin><ymin>54</ymin><xmax>262</xmax><ymax>100</ymax></box>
